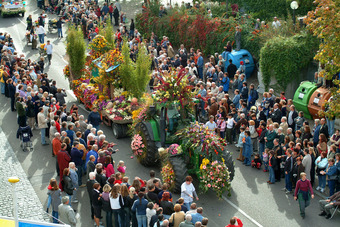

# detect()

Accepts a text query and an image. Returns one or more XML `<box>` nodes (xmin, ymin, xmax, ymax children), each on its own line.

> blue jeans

<box><xmin>263</xmin><ymin>161</ymin><xmax>268</xmax><ymax>171</ymax></box>
<box><xmin>200</xmin><ymin>100</ymin><xmax>206</xmax><ymax>117</ymax></box>
<box><xmin>285</xmin><ymin>173</ymin><xmax>292</xmax><ymax>192</ymax></box>
<box><xmin>184</xmin><ymin>202</ymin><xmax>192</xmax><ymax>211</ymax></box>
<box><xmin>318</xmin><ymin>175</ymin><xmax>326</xmax><ymax>189</ymax></box>
<box><xmin>112</xmin><ymin>209</ymin><xmax>125</xmax><ymax>227</ymax></box>
<box><xmin>259</xmin><ymin>142</ymin><xmax>265</xmax><ymax>160</ymax></box>
<box><xmin>57</xmin><ymin>28</ymin><xmax>63</xmax><ymax>37</ymax></box>
<box><xmin>0</xmin><ymin>82</ymin><xmax>5</xmax><ymax>94</ymax></box>
<box><xmin>106</xmin><ymin>210</ymin><xmax>113</xmax><ymax>227</ymax></box>
<box><xmin>328</xmin><ymin>180</ymin><xmax>336</xmax><ymax>196</ymax></box>
<box><xmin>269</xmin><ymin>166</ymin><xmax>275</xmax><ymax>183</ymax></box>
<box><xmin>41</xmin><ymin>128</ymin><xmax>46</xmax><ymax>144</ymax></box>
<box><xmin>76</xmin><ymin>165</ymin><xmax>83</xmax><ymax>185</ymax></box>
<box><xmin>326</xmin><ymin>118</ymin><xmax>335</xmax><ymax>136</ymax></box>
<box><xmin>198</xmin><ymin>66</ymin><xmax>203</xmax><ymax>79</ymax></box>
<box><xmin>38</xmin><ymin>34</ymin><xmax>44</xmax><ymax>43</ymax></box>
<box><xmin>136</xmin><ymin>214</ymin><xmax>147</xmax><ymax>227</ymax></box>
<box><xmin>244</xmin><ymin>157</ymin><xmax>251</xmax><ymax>165</ymax></box>
<box><xmin>52</xmin><ymin>211</ymin><xmax>59</xmax><ymax>223</ymax></box>
<box><xmin>124</xmin><ymin>207</ymin><xmax>131</xmax><ymax>227</ymax></box>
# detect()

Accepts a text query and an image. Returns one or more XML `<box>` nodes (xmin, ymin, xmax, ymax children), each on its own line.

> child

<box><xmin>46</xmin><ymin>178</ymin><xmax>61</xmax><ymax>223</ymax></box>
<box><xmin>263</xmin><ymin>148</ymin><xmax>269</xmax><ymax>172</ymax></box>
<box><xmin>236</xmin><ymin>127</ymin><xmax>246</xmax><ymax>162</ymax></box>
<box><xmin>226</xmin><ymin>113</ymin><xmax>235</xmax><ymax>144</ymax></box>
<box><xmin>251</xmin><ymin>154</ymin><xmax>262</xmax><ymax>169</ymax></box>
<box><xmin>121</xmin><ymin>176</ymin><xmax>130</xmax><ymax>188</ymax></box>
<box><xmin>217</xmin><ymin>116</ymin><xmax>226</xmax><ymax>138</ymax></box>
<box><xmin>117</xmin><ymin>160</ymin><xmax>126</xmax><ymax>176</ymax></box>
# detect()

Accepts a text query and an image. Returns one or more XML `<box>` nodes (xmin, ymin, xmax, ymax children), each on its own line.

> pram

<box><xmin>16</xmin><ymin>126</ymin><xmax>33</xmax><ymax>152</ymax></box>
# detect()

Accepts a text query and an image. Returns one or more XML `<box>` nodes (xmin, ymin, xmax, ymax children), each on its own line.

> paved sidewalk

<box><xmin>0</xmin><ymin>127</ymin><xmax>49</xmax><ymax>222</ymax></box>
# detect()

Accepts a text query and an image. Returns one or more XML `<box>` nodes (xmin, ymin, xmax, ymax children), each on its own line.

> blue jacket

<box><xmin>131</xmin><ymin>198</ymin><xmax>149</xmax><ymax>215</ymax></box>
<box><xmin>70</xmin><ymin>147</ymin><xmax>84</xmax><ymax>166</ymax></box>
<box><xmin>88</xmin><ymin>111</ymin><xmax>102</xmax><ymax>127</ymax></box>
<box><xmin>243</xmin><ymin>136</ymin><xmax>252</xmax><ymax>158</ymax></box>
<box><xmin>191</xmin><ymin>213</ymin><xmax>204</xmax><ymax>224</ymax></box>
<box><xmin>66</xmin><ymin>129</ymin><xmax>75</xmax><ymax>145</ymax></box>
<box><xmin>313</xmin><ymin>125</ymin><xmax>321</xmax><ymax>144</ymax></box>
<box><xmin>233</xmin><ymin>94</ymin><xmax>240</xmax><ymax>109</ymax></box>
<box><xmin>221</xmin><ymin>77</ymin><xmax>230</xmax><ymax>92</ymax></box>
<box><xmin>197</xmin><ymin>56</ymin><xmax>204</xmax><ymax>67</ymax></box>
<box><xmin>326</xmin><ymin>165</ymin><xmax>338</xmax><ymax>177</ymax></box>
<box><xmin>86</xmin><ymin>150</ymin><xmax>98</xmax><ymax>166</ymax></box>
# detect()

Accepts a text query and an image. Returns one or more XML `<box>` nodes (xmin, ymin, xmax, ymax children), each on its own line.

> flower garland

<box><xmin>88</xmin><ymin>35</ymin><xmax>111</xmax><ymax>59</ymax></box>
<box><xmin>199</xmin><ymin>159</ymin><xmax>231</xmax><ymax>198</ymax></box>
<box><xmin>161</xmin><ymin>163</ymin><xmax>176</xmax><ymax>191</ymax></box>
<box><xmin>131</xmin><ymin>134</ymin><xmax>145</xmax><ymax>156</ymax></box>
<box><xmin>63</xmin><ymin>65</ymin><xmax>70</xmax><ymax>79</ymax></box>
<box><xmin>168</xmin><ymin>144</ymin><xmax>182</xmax><ymax>155</ymax></box>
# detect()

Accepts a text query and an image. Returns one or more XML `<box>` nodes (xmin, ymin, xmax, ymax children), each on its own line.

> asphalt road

<box><xmin>1</xmin><ymin>1</ymin><xmax>340</xmax><ymax>227</ymax></box>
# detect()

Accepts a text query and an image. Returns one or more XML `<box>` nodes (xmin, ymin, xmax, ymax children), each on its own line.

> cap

<box><xmin>240</xmin><ymin>61</ymin><xmax>244</xmax><ymax>65</ymax></box>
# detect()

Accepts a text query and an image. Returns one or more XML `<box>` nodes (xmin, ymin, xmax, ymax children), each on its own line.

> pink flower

<box><xmin>207</xmin><ymin>184</ymin><xmax>211</xmax><ymax>188</ymax></box>
<box><xmin>203</xmin><ymin>165</ymin><xmax>206</xmax><ymax>169</ymax></box>
<box><xmin>210</xmin><ymin>172</ymin><xmax>213</xmax><ymax>175</ymax></box>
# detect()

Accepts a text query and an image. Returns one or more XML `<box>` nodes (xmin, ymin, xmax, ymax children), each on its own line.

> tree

<box><xmin>120</xmin><ymin>39</ymin><xmax>151</xmax><ymax>98</ymax></box>
<box><xmin>305</xmin><ymin>0</ymin><xmax>340</xmax><ymax>118</ymax></box>
<box><xmin>66</xmin><ymin>25</ymin><xmax>86</xmax><ymax>80</ymax></box>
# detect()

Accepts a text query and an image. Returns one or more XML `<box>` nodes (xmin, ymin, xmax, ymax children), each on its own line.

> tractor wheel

<box><xmin>222</xmin><ymin>149</ymin><xmax>235</xmax><ymax>182</ymax></box>
<box><xmin>169</xmin><ymin>155</ymin><xmax>188</xmax><ymax>193</ymax></box>
<box><xmin>112</xmin><ymin>123</ymin><xmax>128</xmax><ymax>139</ymax></box>
<box><xmin>135</xmin><ymin>122</ymin><xmax>159</xmax><ymax>167</ymax></box>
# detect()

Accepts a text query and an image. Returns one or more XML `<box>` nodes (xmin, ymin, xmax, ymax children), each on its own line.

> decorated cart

<box><xmin>48</xmin><ymin>19</ymin><xmax>58</xmax><ymax>33</ymax></box>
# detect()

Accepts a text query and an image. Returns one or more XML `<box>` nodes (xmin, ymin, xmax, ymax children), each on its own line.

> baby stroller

<box><xmin>16</xmin><ymin>126</ymin><xmax>33</xmax><ymax>152</ymax></box>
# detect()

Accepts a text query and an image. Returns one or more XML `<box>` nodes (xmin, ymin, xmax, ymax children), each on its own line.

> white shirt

<box><xmin>36</xmin><ymin>26</ymin><xmax>46</xmax><ymax>35</ymax></box>
<box><xmin>205</xmin><ymin>121</ymin><xmax>217</xmax><ymax>131</ymax></box>
<box><xmin>227</xmin><ymin>118</ymin><xmax>234</xmax><ymax>129</ymax></box>
<box><xmin>181</xmin><ymin>182</ymin><xmax>196</xmax><ymax>203</ymax></box>
<box><xmin>46</xmin><ymin>44</ymin><xmax>53</xmax><ymax>54</ymax></box>
<box><xmin>109</xmin><ymin>194</ymin><xmax>122</xmax><ymax>210</ymax></box>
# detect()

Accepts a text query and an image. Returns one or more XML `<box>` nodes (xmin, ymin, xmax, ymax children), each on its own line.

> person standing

<box><xmin>56</xmin><ymin>18</ymin><xmax>63</xmax><ymax>38</ymax></box>
<box><xmin>88</xmin><ymin>106</ymin><xmax>102</xmax><ymax>131</ymax></box>
<box><xmin>36</xmin><ymin>24</ymin><xmax>46</xmax><ymax>44</ymax></box>
<box><xmin>225</xmin><ymin>216</ymin><xmax>243</xmax><ymax>227</ymax></box>
<box><xmin>45</xmin><ymin>40</ymin><xmax>53</xmax><ymax>65</ymax></box>
<box><xmin>92</xmin><ymin>183</ymin><xmax>104</xmax><ymax>227</ymax></box>
<box><xmin>283</xmin><ymin>150</ymin><xmax>293</xmax><ymax>193</ymax></box>
<box><xmin>70</xmin><ymin>142</ymin><xmax>84</xmax><ymax>187</ymax></box>
<box><xmin>16</xmin><ymin>97</ymin><xmax>27</xmax><ymax>127</ymax></box>
<box><xmin>26</xmin><ymin>15</ymin><xmax>33</xmax><ymax>31</ymax></box>
<box><xmin>180</xmin><ymin>176</ymin><xmax>199</xmax><ymax>210</ymax></box>
<box><xmin>234</xmin><ymin>26</ymin><xmax>241</xmax><ymax>51</ymax></box>
<box><xmin>113</xmin><ymin>6</ymin><xmax>119</xmax><ymax>26</ymax></box>
<box><xmin>242</xmin><ymin>131</ymin><xmax>252</xmax><ymax>166</ymax></box>
<box><xmin>58</xmin><ymin>196</ymin><xmax>77</xmax><ymax>227</ymax></box>
<box><xmin>57</xmin><ymin>143</ymin><xmax>71</xmax><ymax>188</ymax></box>
<box><xmin>47</xmin><ymin>178</ymin><xmax>62</xmax><ymax>223</ymax></box>
<box><xmin>38</xmin><ymin>107</ymin><xmax>49</xmax><ymax>145</ymax></box>
<box><xmin>131</xmin><ymin>192</ymin><xmax>149</xmax><ymax>227</ymax></box>
<box><xmin>8</xmin><ymin>79</ymin><xmax>16</xmax><ymax>111</ymax></box>
<box><xmin>294</xmin><ymin>172</ymin><xmax>314</xmax><ymax>219</ymax></box>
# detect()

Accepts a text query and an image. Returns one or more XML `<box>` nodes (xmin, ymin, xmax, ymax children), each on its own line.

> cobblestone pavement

<box><xmin>0</xmin><ymin>127</ymin><xmax>49</xmax><ymax>222</ymax></box>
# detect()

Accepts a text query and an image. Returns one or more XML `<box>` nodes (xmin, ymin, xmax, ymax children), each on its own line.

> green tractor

<box><xmin>133</xmin><ymin>103</ymin><xmax>235</xmax><ymax>194</ymax></box>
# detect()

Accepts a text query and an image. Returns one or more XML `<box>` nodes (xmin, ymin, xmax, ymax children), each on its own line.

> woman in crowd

<box><xmin>47</xmin><ymin>178</ymin><xmax>61</xmax><ymax>223</ymax></box>
<box><xmin>294</xmin><ymin>172</ymin><xmax>314</xmax><ymax>219</ymax></box>
<box><xmin>180</xmin><ymin>176</ymin><xmax>199</xmax><ymax>210</ymax></box>
<box><xmin>317</xmin><ymin>133</ymin><xmax>328</xmax><ymax>156</ymax></box>
<box><xmin>321</xmin><ymin>158</ymin><xmax>338</xmax><ymax>196</ymax></box>
<box><xmin>109</xmin><ymin>184</ymin><xmax>125</xmax><ymax>227</ymax></box>
<box><xmin>315</xmin><ymin>152</ymin><xmax>328</xmax><ymax>193</ymax></box>
<box><xmin>101</xmin><ymin>184</ymin><xmax>112</xmax><ymax>227</ymax></box>
<box><xmin>169</xmin><ymin>204</ymin><xmax>185</xmax><ymax>227</ymax></box>
<box><xmin>132</xmin><ymin>192</ymin><xmax>149</xmax><ymax>227</ymax></box>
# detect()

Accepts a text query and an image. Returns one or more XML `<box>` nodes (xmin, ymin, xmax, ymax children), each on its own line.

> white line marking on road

<box><xmin>222</xmin><ymin>195</ymin><xmax>263</xmax><ymax>227</ymax></box>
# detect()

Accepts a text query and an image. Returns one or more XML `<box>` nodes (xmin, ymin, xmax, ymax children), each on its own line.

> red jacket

<box><xmin>226</xmin><ymin>218</ymin><xmax>243</xmax><ymax>227</ymax></box>
<box><xmin>109</xmin><ymin>5</ymin><xmax>113</xmax><ymax>13</ymax></box>
<box><xmin>57</xmin><ymin>150</ymin><xmax>71</xmax><ymax>181</ymax></box>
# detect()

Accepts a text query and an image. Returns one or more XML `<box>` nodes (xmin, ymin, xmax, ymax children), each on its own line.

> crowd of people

<box><xmin>1</xmin><ymin>1</ymin><xmax>340</xmax><ymax>226</ymax></box>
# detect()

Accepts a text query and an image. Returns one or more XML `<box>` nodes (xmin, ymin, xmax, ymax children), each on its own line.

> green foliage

<box><xmin>66</xmin><ymin>25</ymin><xmax>86</xmax><ymax>79</ymax></box>
<box><xmin>228</xmin><ymin>0</ymin><xmax>314</xmax><ymax>20</ymax></box>
<box><xmin>120</xmin><ymin>40</ymin><xmax>151</xmax><ymax>98</ymax></box>
<box><xmin>259</xmin><ymin>33</ymin><xmax>318</xmax><ymax>91</ymax></box>
<box><xmin>99</xmin><ymin>19</ymin><xmax>115</xmax><ymax>49</ymax></box>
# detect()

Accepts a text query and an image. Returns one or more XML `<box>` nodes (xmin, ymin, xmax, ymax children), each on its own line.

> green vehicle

<box><xmin>133</xmin><ymin>102</ymin><xmax>235</xmax><ymax>193</ymax></box>
<box><xmin>0</xmin><ymin>0</ymin><xmax>26</xmax><ymax>17</ymax></box>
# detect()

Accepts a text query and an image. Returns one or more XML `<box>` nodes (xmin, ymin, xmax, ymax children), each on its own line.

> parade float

<box><xmin>66</xmin><ymin>32</ymin><xmax>150</xmax><ymax>138</ymax></box>
<box><xmin>131</xmin><ymin>69</ymin><xmax>234</xmax><ymax>198</ymax></box>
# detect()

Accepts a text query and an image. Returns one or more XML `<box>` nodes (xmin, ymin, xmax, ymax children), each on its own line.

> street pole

<box><xmin>293</xmin><ymin>9</ymin><xmax>296</xmax><ymax>26</ymax></box>
<box><xmin>8</xmin><ymin>177</ymin><xmax>20</xmax><ymax>227</ymax></box>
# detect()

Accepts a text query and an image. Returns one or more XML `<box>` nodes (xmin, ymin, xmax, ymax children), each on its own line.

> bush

<box><xmin>259</xmin><ymin>33</ymin><xmax>318</xmax><ymax>91</ymax></box>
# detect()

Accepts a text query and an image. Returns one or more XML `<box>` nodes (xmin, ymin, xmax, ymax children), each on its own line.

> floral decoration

<box><xmin>161</xmin><ymin>163</ymin><xmax>176</xmax><ymax>191</ymax></box>
<box><xmin>199</xmin><ymin>159</ymin><xmax>231</xmax><ymax>198</ymax></box>
<box><xmin>131</xmin><ymin>134</ymin><xmax>145</xmax><ymax>156</ymax></box>
<box><xmin>153</xmin><ymin>68</ymin><xmax>194</xmax><ymax>107</ymax></box>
